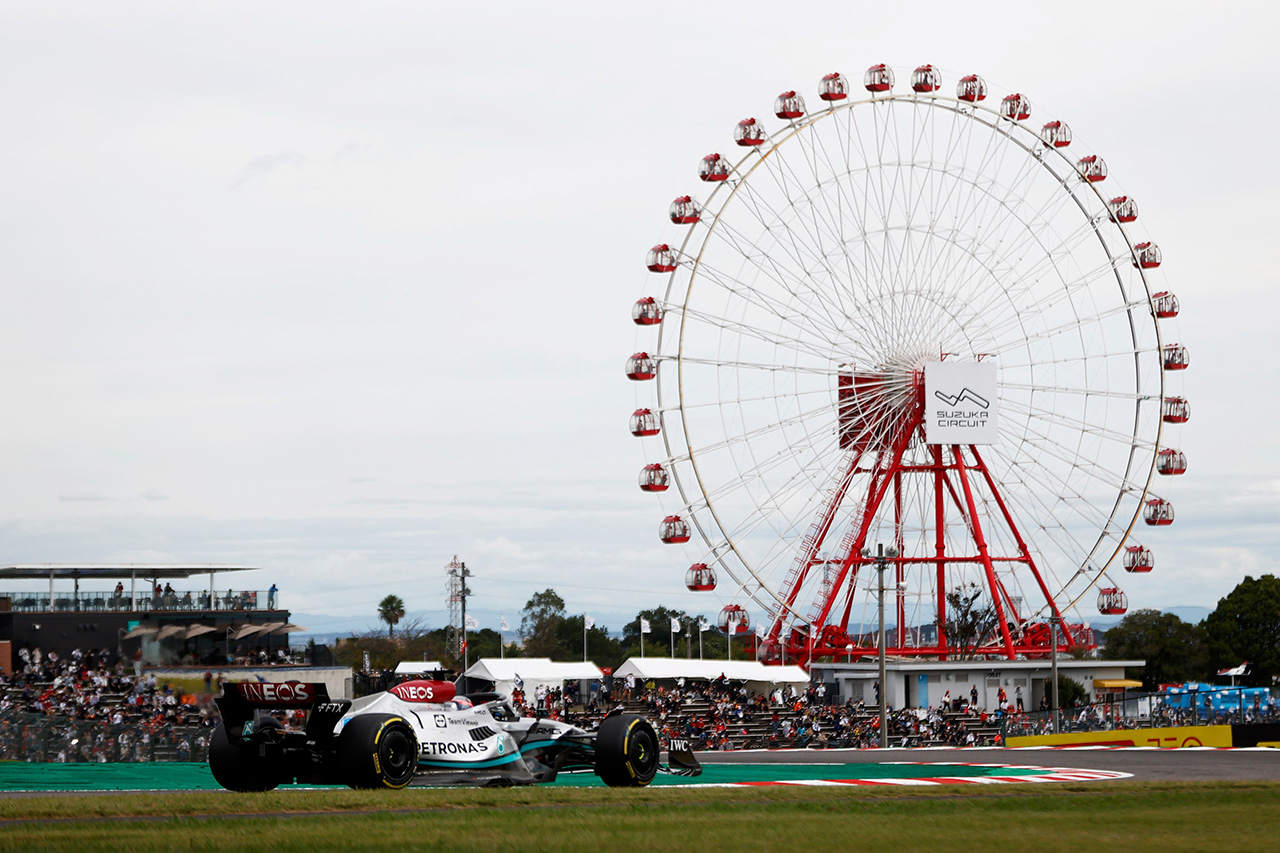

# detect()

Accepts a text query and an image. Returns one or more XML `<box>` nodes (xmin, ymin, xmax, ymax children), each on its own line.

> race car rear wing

<box><xmin>216</xmin><ymin>681</ymin><xmax>352</xmax><ymax>745</ymax></box>
<box><xmin>664</xmin><ymin>737</ymin><xmax>702</xmax><ymax>777</ymax></box>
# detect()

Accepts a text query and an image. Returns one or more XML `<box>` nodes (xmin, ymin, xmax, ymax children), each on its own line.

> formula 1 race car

<box><xmin>209</xmin><ymin>680</ymin><xmax>700</xmax><ymax>790</ymax></box>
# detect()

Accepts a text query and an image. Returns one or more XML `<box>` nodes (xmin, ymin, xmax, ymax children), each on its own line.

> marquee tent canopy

<box><xmin>460</xmin><ymin>658</ymin><xmax>603</xmax><ymax>697</ymax></box>
<box><xmin>613</xmin><ymin>658</ymin><xmax>809</xmax><ymax>691</ymax></box>
<box><xmin>395</xmin><ymin>661</ymin><xmax>446</xmax><ymax>675</ymax></box>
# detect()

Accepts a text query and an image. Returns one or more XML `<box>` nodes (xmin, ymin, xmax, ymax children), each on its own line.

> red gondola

<box><xmin>659</xmin><ymin>515</ymin><xmax>691</xmax><ymax>544</ymax></box>
<box><xmin>1109</xmin><ymin>196</ymin><xmax>1138</xmax><ymax>223</ymax></box>
<box><xmin>734</xmin><ymin>118</ymin><xmax>766</xmax><ymax>147</ymax></box>
<box><xmin>1133</xmin><ymin>242</ymin><xmax>1162</xmax><ymax>269</ymax></box>
<box><xmin>1000</xmin><ymin>93</ymin><xmax>1031</xmax><ymax>120</ymax></box>
<box><xmin>1040</xmin><ymin>120</ymin><xmax>1072</xmax><ymax>147</ymax></box>
<box><xmin>717</xmin><ymin>604</ymin><xmax>750</xmax><ymax>633</ymax></box>
<box><xmin>1123</xmin><ymin>545</ymin><xmax>1154</xmax><ymax>573</ymax></box>
<box><xmin>625</xmin><ymin>353</ymin><xmax>656</xmax><ymax>381</ymax></box>
<box><xmin>956</xmin><ymin>74</ymin><xmax>987</xmax><ymax>102</ymax></box>
<box><xmin>632</xmin><ymin>297</ymin><xmax>663</xmax><ymax>326</ymax></box>
<box><xmin>863</xmin><ymin>64</ymin><xmax>895</xmax><ymax>93</ymax></box>
<box><xmin>685</xmin><ymin>563</ymin><xmax>717</xmax><ymax>591</ymax></box>
<box><xmin>818</xmin><ymin>73</ymin><xmax>848</xmax><ymax>101</ymax></box>
<box><xmin>629</xmin><ymin>408</ymin><xmax>660</xmax><ymax>437</ymax></box>
<box><xmin>669</xmin><ymin>195</ymin><xmax>701</xmax><ymax>225</ymax></box>
<box><xmin>698</xmin><ymin>153</ymin><xmax>731</xmax><ymax>182</ymax></box>
<box><xmin>910</xmin><ymin>64</ymin><xmax>940</xmax><ymax>93</ymax></box>
<box><xmin>1152</xmin><ymin>291</ymin><xmax>1179</xmax><ymax>318</ymax></box>
<box><xmin>774</xmin><ymin>90</ymin><xmax>806</xmax><ymax>119</ymax></box>
<box><xmin>1156</xmin><ymin>448</ymin><xmax>1187</xmax><ymax>476</ymax></box>
<box><xmin>639</xmin><ymin>463</ymin><xmax>670</xmax><ymax>492</ymax></box>
<box><xmin>1144</xmin><ymin>498</ymin><xmax>1175</xmax><ymax>526</ymax></box>
<box><xmin>646</xmin><ymin>244</ymin><xmax>677</xmax><ymax>273</ymax></box>
<box><xmin>1162</xmin><ymin>343</ymin><xmax>1189</xmax><ymax>370</ymax></box>
<box><xmin>1162</xmin><ymin>396</ymin><xmax>1190</xmax><ymax>424</ymax></box>
<box><xmin>1097</xmin><ymin>587</ymin><xmax>1128</xmax><ymax>615</ymax></box>
<box><xmin>1077</xmin><ymin>154</ymin><xmax>1108</xmax><ymax>182</ymax></box>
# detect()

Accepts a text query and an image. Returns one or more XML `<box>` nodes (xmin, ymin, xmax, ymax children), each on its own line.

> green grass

<box><xmin>0</xmin><ymin>782</ymin><xmax>1277</xmax><ymax>852</ymax></box>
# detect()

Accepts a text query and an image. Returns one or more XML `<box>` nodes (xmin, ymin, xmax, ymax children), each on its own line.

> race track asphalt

<box><xmin>697</xmin><ymin>746</ymin><xmax>1280</xmax><ymax>781</ymax></box>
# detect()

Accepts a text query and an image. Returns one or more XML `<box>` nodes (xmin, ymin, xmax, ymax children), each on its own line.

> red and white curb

<box><xmin>682</xmin><ymin>762</ymin><xmax>1131</xmax><ymax>788</ymax></box>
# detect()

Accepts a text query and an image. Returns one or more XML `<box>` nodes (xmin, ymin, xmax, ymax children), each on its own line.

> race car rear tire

<box><xmin>594</xmin><ymin>714</ymin><xmax>659</xmax><ymax>787</ymax></box>
<box><xmin>337</xmin><ymin>714</ymin><xmax>419</xmax><ymax>789</ymax></box>
<box><xmin>209</xmin><ymin>718</ymin><xmax>284</xmax><ymax>792</ymax></box>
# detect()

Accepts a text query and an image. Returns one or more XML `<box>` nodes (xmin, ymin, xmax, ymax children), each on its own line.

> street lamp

<box><xmin>863</xmin><ymin>542</ymin><xmax>899</xmax><ymax>749</ymax></box>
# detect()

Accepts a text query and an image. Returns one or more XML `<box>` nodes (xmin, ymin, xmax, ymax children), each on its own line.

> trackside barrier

<box><xmin>0</xmin><ymin>712</ymin><xmax>213</xmax><ymax>762</ymax></box>
<box><xmin>1002</xmin><ymin>684</ymin><xmax>1279</xmax><ymax>748</ymax></box>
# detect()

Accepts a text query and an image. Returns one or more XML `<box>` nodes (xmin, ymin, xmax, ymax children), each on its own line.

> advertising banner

<box><xmin>924</xmin><ymin>361</ymin><xmax>998</xmax><ymax>445</ymax></box>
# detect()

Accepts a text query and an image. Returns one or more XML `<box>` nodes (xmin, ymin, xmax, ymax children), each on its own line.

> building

<box><xmin>0</xmin><ymin>564</ymin><xmax>295</xmax><ymax>673</ymax></box>
<box><xmin>809</xmin><ymin>657</ymin><xmax>1145</xmax><ymax>710</ymax></box>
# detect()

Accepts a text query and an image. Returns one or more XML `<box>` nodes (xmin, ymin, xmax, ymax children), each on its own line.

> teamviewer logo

<box><xmin>934</xmin><ymin>388</ymin><xmax>990</xmax><ymax>409</ymax></box>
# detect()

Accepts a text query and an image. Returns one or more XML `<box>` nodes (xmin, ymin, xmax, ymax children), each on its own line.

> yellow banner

<box><xmin>1006</xmin><ymin>725</ymin><xmax>1232</xmax><ymax>749</ymax></box>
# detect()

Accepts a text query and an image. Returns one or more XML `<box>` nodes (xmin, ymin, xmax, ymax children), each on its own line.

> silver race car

<box><xmin>209</xmin><ymin>679</ymin><xmax>700</xmax><ymax>790</ymax></box>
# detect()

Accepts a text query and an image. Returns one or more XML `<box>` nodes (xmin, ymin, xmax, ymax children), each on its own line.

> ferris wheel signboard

<box><xmin>628</xmin><ymin>64</ymin><xmax>1186</xmax><ymax>667</ymax></box>
<box><xmin>925</xmin><ymin>362</ymin><xmax>999</xmax><ymax>445</ymax></box>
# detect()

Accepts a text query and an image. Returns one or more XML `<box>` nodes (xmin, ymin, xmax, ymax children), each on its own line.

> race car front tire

<box><xmin>337</xmin><ymin>714</ymin><xmax>419</xmax><ymax>789</ymax></box>
<box><xmin>209</xmin><ymin>719</ymin><xmax>284</xmax><ymax>792</ymax></box>
<box><xmin>594</xmin><ymin>714</ymin><xmax>659</xmax><ymax>787</ymax></box>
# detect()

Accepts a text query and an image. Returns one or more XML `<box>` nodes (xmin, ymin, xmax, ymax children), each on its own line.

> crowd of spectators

<box><xmin>0</xmin><ymin>646</ymin><xmax>221</xmax><ymax>762</ymax></box>
<box><xmin>607</xmin><ymin>677</ymin><xmax>1000</xmax><ymax>751</ymax></box>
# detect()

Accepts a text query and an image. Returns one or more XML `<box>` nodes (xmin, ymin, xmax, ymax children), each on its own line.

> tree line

<box><xmin>1103</xmin><ymin>574</ymin><xmax>1280</xmax><ymax>688</ymax></box>
<box><xmin>340</xmin><ymin>574</ymin><xmax>1280</xmax><ymax>686</ymax></box>
<box><xmin>336</xmin><ymin>588</ymin><xmax>749</xmax><ymax>673</ymax></box>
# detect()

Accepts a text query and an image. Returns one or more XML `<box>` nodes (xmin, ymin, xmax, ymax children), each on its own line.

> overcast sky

<box><xmin>0</xmin><ymin>1</ymin><xmax>1275</xmax><ymax>636</ymax></box>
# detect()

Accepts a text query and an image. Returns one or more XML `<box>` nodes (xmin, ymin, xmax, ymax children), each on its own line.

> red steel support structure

<box><xmin>763</xmin><ymin>368</ymin><xmax>1088</xmax><ymax>667</ymax></box>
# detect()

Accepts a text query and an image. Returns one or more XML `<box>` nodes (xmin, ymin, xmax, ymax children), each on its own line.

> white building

<box><xmin>809</xmin><ymin>658</ymin><xmax>1144</xmax><ymax>711</ymax></box>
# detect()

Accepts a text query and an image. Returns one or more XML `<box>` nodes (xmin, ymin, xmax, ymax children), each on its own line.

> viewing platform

<box><xmin>0</xmin><ymin>565</ymin><xmax>294</xmax><ymax>675</ymax></box>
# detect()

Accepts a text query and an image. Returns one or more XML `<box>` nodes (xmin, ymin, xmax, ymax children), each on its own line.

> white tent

<box><xmin>461</xmin><ymin>658</ymin><xmax>603</xmax><ymax>697</ymax></box>
<box><xmin>614</xmin><ymin>658</ymin><xmax>810</xmax><ymax>694</ymax></box>
<box><xmin>394</xmin><ymin>660</ymin><xmax>446</xmax><ymax>675</ymax></box>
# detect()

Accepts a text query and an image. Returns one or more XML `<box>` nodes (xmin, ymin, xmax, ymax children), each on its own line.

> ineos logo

<box><xmin>392</xmin><ymin>684</ymin><xmax>435</xmax><ymax>701</ymax></box>
<box><xmin>236</xmin><ymin>682</ymin><xmax>313</xmax><ymax>705</ymax></box>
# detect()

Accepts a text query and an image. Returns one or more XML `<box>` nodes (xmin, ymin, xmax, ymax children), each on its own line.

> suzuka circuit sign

<box><xmin>924</xmin><ymin>361</ymin><xmax>998</xmax><ymax>445</ymax></box>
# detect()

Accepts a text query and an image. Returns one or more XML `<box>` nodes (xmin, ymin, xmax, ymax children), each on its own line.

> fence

<box><xmin>1002</xmin><ymin>685</ymin><xmax>1279</xmax><ymax>739</ymax></box>
<box><xmin>0</xmin><ymin>712</ymin><xmax>214</xmax><ymax>763</ymax></box>
<box><xmin>1</xmin><ymin>589</ymin><xmax>274</xmax><ymax>613</ymax></box>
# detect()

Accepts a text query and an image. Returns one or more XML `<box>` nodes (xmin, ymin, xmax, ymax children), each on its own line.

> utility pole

<box><xmin>1050</xmin><ymin>614</ymin><xmax>1061</xmax><ymax>735</ymax></box>
<box><xmin>863</xmin><ymin>542</ymin><xmax>899</xmax><ymax>749</ymax></box>
<box><xmin>446</xmin><ymin>556</ymin><xmax>473</xmax><ymax>672</ymax></box>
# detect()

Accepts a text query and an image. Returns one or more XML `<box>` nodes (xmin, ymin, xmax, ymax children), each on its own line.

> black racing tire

<box><xmin>594</xmin><ymin>713</ymin><xmax>659</xmax><ymax>787</ymax></box>
<box><xmin>208</xmin><ymin>717</ymin><xmax>284</xmax><ymax>792</ymax></box>
<box><xmin>337</xmin><ymin>714</ymin><xmax>419</xmax><ymax>790</ymax></box>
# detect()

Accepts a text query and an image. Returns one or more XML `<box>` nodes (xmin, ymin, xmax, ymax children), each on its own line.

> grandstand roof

<box><xmin>0</xmin><ymin>564</ymin><xmax>259</xmax><ymax>580</ymax></box>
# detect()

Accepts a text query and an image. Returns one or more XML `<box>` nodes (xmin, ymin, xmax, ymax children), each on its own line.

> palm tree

<box><xmin>378</xmin><ymin>594</ymin><xmax>406</xmax><ymax>639</ymax></box>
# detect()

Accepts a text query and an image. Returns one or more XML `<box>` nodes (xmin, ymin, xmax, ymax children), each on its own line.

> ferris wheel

<box><xmin>627</xmin><ymin>65</ymin><xmax>1187</xmax><ymax>665</ymax></box>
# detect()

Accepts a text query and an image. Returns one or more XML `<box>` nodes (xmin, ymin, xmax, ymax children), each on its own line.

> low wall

<box><xmin>1007</xmin><ymin>722</ymin><xmax>1280</xmax><ymax>749</ymax></box>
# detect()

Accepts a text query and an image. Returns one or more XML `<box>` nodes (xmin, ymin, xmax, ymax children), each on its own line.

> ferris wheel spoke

<box><xmin>676</xmin><ymin>304</ymin><xmax>847</xmax><ymax>364</ymax></box>
<box><xmin>995</xmin><ymin>421</ymin><xmax>1148</xmax><ymax>504</ymax></box>
<box><xmin>683</xmin><ymin>249</ymin><xmax>847</xmax><ymax>347</ymax></box>
<box><xmin>986</xmin><ymin>433</ymin><xmax>1140</xmax><ymax>542</ymax></box>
